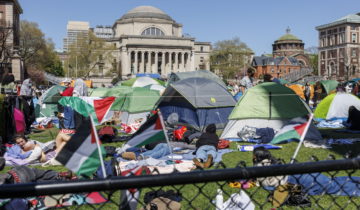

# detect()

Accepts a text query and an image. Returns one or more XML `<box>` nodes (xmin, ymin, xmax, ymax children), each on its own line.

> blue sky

<box><xmin>19</xmin><ymin>0</ymin><xmax>359</xmax><ymax>55</ymax></box>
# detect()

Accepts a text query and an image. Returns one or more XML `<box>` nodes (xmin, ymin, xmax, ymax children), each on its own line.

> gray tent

<box><xmin>168</xmin><ymin>70</ymin><xmax>226</xmax><ymax>88</ymax></box>
<box><xmin>157</xmin><ymin>77</ymin><xmax>236</xmax><ymax>131</ymax></box>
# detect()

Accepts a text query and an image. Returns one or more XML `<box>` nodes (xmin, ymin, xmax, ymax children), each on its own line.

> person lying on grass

<box><xmin>193</xmin><ymin>124</ymin><xmax>219</xmax><ymax>169</ymax></box>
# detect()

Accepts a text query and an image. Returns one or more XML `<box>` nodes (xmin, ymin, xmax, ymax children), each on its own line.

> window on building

<box><xmin>321</xmin><ymin>52</ymin><xmax>325</xmax><ymax>59</ymax></box>
<box><xmin>0</xmin><ymin>12</ymin><xmax>3</xmax><ymax>20</ymax></box>
<box><xmin>352</xmin><ymin>49</ymin><xmax>357</xmax><ymax>57</ymax></box>
<box><xmin>339</xmin><ymin>48</ymin><xmax>344</xmax><ymax>58</ymax></box>
<box><xmin>200</xmin><ymin>46</ymin><xmax>203</xmax><ymax>52</ymax></box>
<box><xmin>271</xmin><ymin>68</ymin><xmax>274</xmax><ymax>73</ymax></box>
<box><xmin>141</xmin><ymin>27</ymin><xmax>165</xmax><ymax>36</ymax></box>
<box><xmin>351</xmin><ymin>26</ymin><xmax>357</xmax><ymax>30</ymax></box>
<box><xmin>352</xmin><ymin>33</ymin><xmax>357</xmax><ymax>43</ymax></box>
<box><xmin>200</xmin><ymin>56</ymin><xmax>204</xmax><ymax>63</ymax></box>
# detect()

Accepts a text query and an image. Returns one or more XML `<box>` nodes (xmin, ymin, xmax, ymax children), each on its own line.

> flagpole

<box><xmin>290</xmin><ymin>113</ymin><xmax>314</xmax><ymax>164</ymax></box>
<box><xmin>89</xmin><ymin>115</ymin><xmax>107</xmax><ymax>178</ymax></box>
<box><xmin>157</xmin><ymin>109</ymin><xmax>173</xmax><ymax>155</ymax></box>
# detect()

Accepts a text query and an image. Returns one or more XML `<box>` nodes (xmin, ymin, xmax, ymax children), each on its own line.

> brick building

<box><xmin>316</xmin><ymin>13</ymin><xmax>360</xmax><ymax>80</ymax></box>
<box><xmin>0</xmin><ymin>0</ymin><xmax>22</xmax><ymax>81</ymax></box>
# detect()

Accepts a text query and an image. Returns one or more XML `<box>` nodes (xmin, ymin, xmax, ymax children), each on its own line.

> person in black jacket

<box><xmin>347</xmin><ymin>106</ymin><xmax>360</xmax><ymax>130</ymax></box>
<box><xmin>193</xmin><ymin>124</ymin><xmax>219</xmax><ymax>168</ymax></box>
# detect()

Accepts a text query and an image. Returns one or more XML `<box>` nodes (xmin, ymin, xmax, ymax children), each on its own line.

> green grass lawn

<box><xmin>9</xmin><ymin>127</ymin><xmax>360</xmax><ymax>209</ymax></box>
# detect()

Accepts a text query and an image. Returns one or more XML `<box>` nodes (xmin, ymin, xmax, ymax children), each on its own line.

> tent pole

<box><xmin>157</xmin><ymin>109</ymin><xmax>173</xmax><ymax>156</ymax></box>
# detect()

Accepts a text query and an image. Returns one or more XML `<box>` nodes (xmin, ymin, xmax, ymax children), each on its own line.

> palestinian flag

<box><xmin>59</xmin><ymin>96</ymin><xmax>115</xmax><ymax>124</ymax></box>
<box><xmin>123</xmin><ymin>112</ymin><xmax>165</xmax><ymax>148</ymax></box>
<box><xmin>55</xmin><ymin>118</ymin><xmax>106</xmax><ymax>176</ymax></box>
<box><xmin>270</xmin><ymin>122</ymin><xmax>307</xmax><ymax>144</ymax></box>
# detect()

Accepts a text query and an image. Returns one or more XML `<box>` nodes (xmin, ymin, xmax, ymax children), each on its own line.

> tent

<box><xmin>143</xmin><ymin>84</ymin><xmax>166</xmax><ymax>93</ymax></box>
<box><xmin>314</xmin><ymin>93</ymin><xmax>360</xmax><ymax>120</ymax></box>
<box><xmin>35</xmin><ymin>85</ymin><xmax>65</xmax><ymax>118</ymax></box>
<box><xmin>168</xmin><ymin>70</ymin><xmax>226</xmax><ymax>88</ymax></box>
<box><xmin>320</xmin><ymin>80</ymin><xmax>338</xmax><ymax>95</ymax></box>
<box><xmin>221</xmin><ymin>82</ymin><xmax>313</xmax><ymax>140</ymax></box>
<box><xmin>120</xmin><ymin>77</ymin><xmax>165</xmax><ymax>87</ymax></box>
<box><xmin>157</xmin><ymin>77</ymin><xmax>236</xmax><ymax>131</ymax></box>
<box><xmin>287</xmin><ymin>84</ymin><xmax>314</xmax><ymax>99</ymax></box>
<box><xmin>89</xmin><ymin>86</ymin><xmax>132</xmax><ymax>97</ymax></box>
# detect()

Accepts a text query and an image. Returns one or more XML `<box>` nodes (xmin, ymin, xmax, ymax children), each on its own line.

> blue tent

<box><xmin>157</xmin><ymin>78</ymin><xmax>236</xmax><ymax>131</ymax></box>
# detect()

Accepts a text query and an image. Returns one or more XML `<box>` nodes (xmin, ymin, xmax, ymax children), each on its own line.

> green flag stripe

<box><xmin>271</xmin><ymin>130</ymin><xmax>300</xmax><ymax>144</ymax></box>
<box><xmin>135</xmin><ymin>131</ymin><xmax>165</xmax><ymax>147</ymax></box>
<box><xmin>77</xmin><ymin>146</ymin><xmax>106</xmax><ymax>176</ymax></box>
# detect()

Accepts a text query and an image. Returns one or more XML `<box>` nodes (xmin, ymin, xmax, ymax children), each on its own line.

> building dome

<box><xmin>120</xmin><ymin>6</ymin><xmax>173</xmax><ymax>21</ymax></box>
<box><xmin>278</xmin><ymin>33</ymin><xmax>300</xmax><ymax>41</ymax></box>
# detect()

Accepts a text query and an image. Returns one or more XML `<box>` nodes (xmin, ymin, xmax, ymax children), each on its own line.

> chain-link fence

<box><xmin>0</xmin><ymin>157</ymin><xmax>359</xmax><ymax>209</ymax></box>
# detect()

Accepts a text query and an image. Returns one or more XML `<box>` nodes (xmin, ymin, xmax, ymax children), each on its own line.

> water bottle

<box><xmin>215</xmin><ymin>189</ymin><xmax>223</xmax><ymax>210</ymax></box>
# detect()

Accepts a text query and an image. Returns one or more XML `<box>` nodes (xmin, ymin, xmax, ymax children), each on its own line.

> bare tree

<box><xmin>0</xmin><ymin>19</ymin><xmax>14</xmax><ymax>64</ymax></box>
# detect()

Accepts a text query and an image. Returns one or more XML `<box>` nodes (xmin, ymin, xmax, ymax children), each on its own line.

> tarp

<box><xmin>314</xmin><ymin>93</ymin><xmax>360</xmax><ymax>119</ymax></box>
<box><xmin>229</xmin><ymin>82</ymin><xmax>311</xmax><ymax>120</ymax></box>
<box><xmin>157</xmin><ymin>77</ymin><xmax>236</xmax><ymax>131</ymax></box>
<box><xmin>168</xmin><ymin>70</ymin><xmax>226</xmax><ymax>88</ymax></box>
<box><xmin>320</xmin><ymin>80</ymin><xmax>338</xmax><ymax>95</ymax></box>
<box><xmin>136</xmin><ymin>73</ymin><xmax>161</xmax><ymax>79</ymax></box>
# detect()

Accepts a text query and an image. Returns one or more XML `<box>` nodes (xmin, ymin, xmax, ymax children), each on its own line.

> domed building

<box><xmin>109</xmin><ymin>6</ymin><xmax>211</xmax><ymax>77</ymax></box>
<box><xmin>272</xmin><ymin>27</ymin><xmax>309</xmax><ymax>67</ymax></box>
<box><xmin>251</xmin><ymin>28</ymin><xmax>310</xmax><ymax>80</ymax></box>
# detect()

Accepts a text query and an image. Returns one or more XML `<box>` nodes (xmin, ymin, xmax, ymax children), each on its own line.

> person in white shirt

<box><xmin>240</xmin><ymin>69</ymin><xmax>255</xmax><ymax>94</ymax></box>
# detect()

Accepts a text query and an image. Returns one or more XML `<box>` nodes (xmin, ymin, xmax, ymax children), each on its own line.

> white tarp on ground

<box><xmin>327</xmin><ymin>93</ymin><xmax>360</xmax><ymax>119</ymax></box>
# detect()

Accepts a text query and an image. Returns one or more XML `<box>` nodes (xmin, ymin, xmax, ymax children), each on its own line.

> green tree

<box><xmin>210</xmin><ymin>37</ymin><xmax>253</xmax><ymax>79</ymax></box>
<box><xmin>19</xmin><ymin>20</ymin><xmax>64</xmax><ymax>80</ymax></box>
<box><xmin>66</xmin><ymin>32</ymin><xmax>116</xmax><ymax>78</ymax></box>
<box><xmin>305</xmin><ymin>46</ymin><xmax>319</xmax><ymax>75</ymax></box>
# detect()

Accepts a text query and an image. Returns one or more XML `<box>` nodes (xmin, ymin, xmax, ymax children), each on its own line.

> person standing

<box><xmin>303</xmin><ymin>82</ymin><xmax>311</xmax><ymax>106</ymax></box>
<box><xmin>240</xmin><ymin>69</ymin><xmax>255</xmax><ymax>94</ymax></box>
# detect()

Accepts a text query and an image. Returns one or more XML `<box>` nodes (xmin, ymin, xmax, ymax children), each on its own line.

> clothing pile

<box><xmin>237</xmin><ymin>126</ymin><xmax>275</xmax><ymax>143</ymax></box>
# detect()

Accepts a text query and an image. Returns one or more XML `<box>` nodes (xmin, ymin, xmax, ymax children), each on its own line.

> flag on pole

<box><xmin>123</xmin><ymin>112</ymin><xmax>166</xmax><ymax>148</ymax></box>
<box><xmin>55</xmin><ymin>118</ymin><xmax>106</xmax><ymax>176</ymax></box>
<box><xmin>270</xmin><ymin>122</ymin><xmax>307</xmax><ymax>144</ymax></box>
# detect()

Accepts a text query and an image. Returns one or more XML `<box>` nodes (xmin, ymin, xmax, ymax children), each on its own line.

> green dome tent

<box><xmin>221</xmin><ymin>82</ymin><xmax>313</xmax><ymax>140</ymax></box>
<box><xmin>35</xmin><ymin>85</ymin><xmax>65</xmax><ymax>118</ymax></box>
<box><xmin>314</xmin><ymin>93</ymin><xmax>360</xmax><ymax>119</ymax></box>
<box><xmin>320</xmin><ymin>80</ymin><xmax>339</xmax><ymax>95</ymax></box>
<box><xmin>120</xmin><ymin>77</ymin><xmax>165</xmax><ymax>87</ymax></box>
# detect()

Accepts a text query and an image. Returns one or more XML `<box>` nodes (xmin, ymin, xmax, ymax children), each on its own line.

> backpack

<box><xmin>269</xmin><ymin>184</ymin><xmax>311</xmax><ymax>208</ymax></box>
<box><xmin>95</xmin><ymin>158</ymin><xmax>120</xmax><ymax>178</ymax></box>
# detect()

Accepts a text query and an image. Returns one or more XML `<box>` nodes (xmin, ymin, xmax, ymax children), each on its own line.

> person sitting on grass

<box><xmin>193</xmin><ymin>124</ymin><xmax>219</xmax><ymax>169</ymax></box>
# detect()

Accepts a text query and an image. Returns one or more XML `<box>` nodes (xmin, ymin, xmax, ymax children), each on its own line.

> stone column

<box><xmin>154</xmin><ymin>52</ymin><xmax>158</xmax><ymax>74</ymax></box>
<box><xmin>147</xmin><ymin>52</ymin><xmax>152</xmax><ymax>73</ymax></box>
<box><xmin>190</xmin><ymin>51</ymin><xmax>195</xmax><ymax>70</ymax></box>
<box><xmin>121</xmin><ymin>47</ymin><xmax>129</xmax><ymax>75</ymax></box>
<box><xmin>134</xmin><ymin>51</ymin><xmax>138</xmax><ymax>74</ymax></box>
<box><xmin>12</xmin><ymin>52</ymin><xmax>22</xmax><ymax>81</ymax></box>
<box><xmin>175</xmin><ymin>52</ymin><xmax>179</xmax><ymax>72</ymax></box>
<box><xmin>180</xmin><ymin>52</ymin><xmax>185</xmax><ymax>72</ymax></box>
<box><xmin>161</xmin><ymin>52</ymin><xmax>165</xmax><ymax>76</ymax></box>
<box><xmin>167</xmin><ymin>52</ymin><xmax>172</xmax><ymax>73</ymax></box>
<box><xmin>140</xmin><ymin>51</ymin><xmax>145</xmax><ymax>73</ymax></box>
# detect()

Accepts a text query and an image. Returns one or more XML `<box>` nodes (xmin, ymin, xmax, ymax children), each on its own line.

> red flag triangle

<box><xmin>294</xmin><ymin>122</ymin><xmax>307</xmax><ymax>136</ymax></box>
<box><xmin>94</xmin><ymin>97</ymin><xmax>115</xmax><ymax>123</ymax></box>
